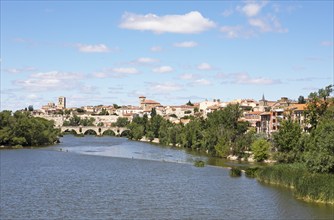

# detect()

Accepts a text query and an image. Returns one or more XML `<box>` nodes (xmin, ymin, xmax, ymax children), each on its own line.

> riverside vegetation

<box><xmin>125</xmin><ymin>85</ymin><xmax>333</xmax><ymax>204</ymax></box>
<box><xmin>0</xmin><ymin>86</ymin><xmax>333</xmax><ymax>203</ymax></box>
<box><xmin>0</xmin><ymin>110</ymin><xmax>60</xmax><ymax>148</ymax></box>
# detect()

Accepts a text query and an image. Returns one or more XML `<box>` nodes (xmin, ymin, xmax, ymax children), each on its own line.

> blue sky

<box><xmin>1</xmin><ymin>1</ymin><xmax>333</xmax><ymax>110</ymax></box>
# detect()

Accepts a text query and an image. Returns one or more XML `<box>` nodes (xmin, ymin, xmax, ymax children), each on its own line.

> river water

<box><xmin>1</xmin><ymin>135</ymin><xmax>333</xmax><ymax>219</ymax></box>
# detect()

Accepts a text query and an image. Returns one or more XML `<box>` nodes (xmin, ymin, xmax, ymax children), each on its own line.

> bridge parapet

<box><xmin>61</xmin><ymin>126</ymin><xmax>129</xmax><ymax>136</ymax></box>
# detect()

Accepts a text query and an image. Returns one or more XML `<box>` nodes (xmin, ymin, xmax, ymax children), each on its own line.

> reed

<box><xmin>245</xmin><ymin>167</ymin><xmax>259</xmax><ymax>178</ymax></box>
<box><xmin>230</xmin><ymin>167</ymin><xmax>242</xmax><ymax>177</ymax></box>
<box><xmin>256</xmin><ymin>164</ymin><xmax>334</xmax><ymax>204</ymax></box>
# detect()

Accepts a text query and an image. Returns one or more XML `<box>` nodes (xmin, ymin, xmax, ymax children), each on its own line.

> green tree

<box><xmin>186</xmin><ymin>100</ymin><xmax>194</xmax><ymax>106</ymax></box>
<box><xmin>272</xmin><ymin>119</ymin><xmax>302</xmax><ymax>163</ymax></box>
<box><xmin>0</xmin><ymin>110</ymin><xmax>59</xmax><ymax>147</ymax></box>
<box><xmin>303</xmin><ymin>109</ymin><xmax>334</xmax><ymax>173</ymax></box>
<box><xmin>99</xmin><ymin>108</ymin><xmax>109</xmax><ymax>115</ymax></box>
<box><xmin>298</xmin><ymin>95</ymin><xmax>306</xmax><ymax>104</ymax></box>
<box><xmin>127</xmin><ymin>123</ymin><xmax>144</xmax><ymax>140</ymax></box>
<box><xmin>304</xmin><ymin>85</ymin><xmax>333</xmax><ymax>130</ymax></box>
<box><xmin>251</xmin><ymin>138</ymin><xmax>271</xmax><ymax>162</ymax></box>
<box><xmin>150</xmin><ymin>108</ymin><xmax>157</xmax><ymax>118</ymax></box>
<box><xmin>115</xmin><ymin>117</ymin><xmax>129</xmax><ymax>127</ymax></box>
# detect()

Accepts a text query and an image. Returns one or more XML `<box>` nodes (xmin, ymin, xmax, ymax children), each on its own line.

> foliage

<box><xmin>114</xmin><ymin>117</ymin><xmax>129</xmax><ymax>127</ymax></box>
<box><xmin>256</xmin><ymin>164</ymin><xmax>334</xmax><ymax>204</ymax></box>
<box><xmin>113</xmin><ymin>104</ymin><xmax>121</xmax><ymax>109</ymax></box>
<box><xmin>304</xmin><ymin>85</ymin><xmax>333</xmax><ymax>131</ymax></box>
<box><xmin>272</xmin><ymin>119</ymin><xmax>302</xmax><ymax>163</ymax></box>
<box><xmin>99</xmin><ymin>108</ymin><xmax>109</xmax><ymax>115</ymax></box>
<box><xmin>245</xmin><ymin>167</ymin><xmax>259</xmax><ymax>178</ymax></box>
<box><xmin>126</xmin><ymin>103</ymin><xmax>251</xmax><ymax>157</ymax></box>
<box><xmin>76</xmin><ymin>108</ymin><xmax>85</xmax><ymax>113</ymax></box>
<box><xmin>251</xmin><ymin>138</ymin><xmax>270</xmax><ymax>162</ymax></box>
<box><xmin>186</xmin><ymin>100</ymin><xmax>194</xmax><ymax>106</ymax></box>
<box><xmin>303</xmin><ymin>117</ymin><xmax>334</xmax><ymax>174</ymax></box>
<box><xmin>0</xmin><ymin>110</ymin><xmax>60</xmax><ymax>147</ymax></box>
<box><xmin>62</xmin><ymin>115</ymin><xmax>95</xmax><ymax>126</ymax></box>
<box><xmin>298</xmin><ymin>95</ymin><xmax>306</xmax><ymax>104</ymax></box>
<box><xmin>150</xmin><ymin>108</ymin><xmax>157</xmax><ymax>118</ymax></box>
<box><xmin>194</xmin><ymin>160</ymin><xmax>205</xmax><ymax>167</ymax></box>
<box><xmin>230</xmin><ymin>167</ymin><xmax>242</xmax><ymax>177</ymax></box>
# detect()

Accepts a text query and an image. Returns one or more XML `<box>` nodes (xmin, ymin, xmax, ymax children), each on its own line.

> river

<box><xmin>1</xmin><ymin>135</ymin><xmax>333</xmax><ymax>219</ymax></box>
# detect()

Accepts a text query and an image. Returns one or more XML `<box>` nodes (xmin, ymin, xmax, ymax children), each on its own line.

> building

<box><xmin>58</xmin><ymin>96</ymin><xmax>66</xmax><ymax>109</ymax></box>
<box><xmin>139</xmin><ymin>96</ymin><xmax>161</xmax><ymax>112</ymax></box>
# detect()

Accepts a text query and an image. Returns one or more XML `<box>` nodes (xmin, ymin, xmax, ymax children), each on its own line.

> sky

<box><xmin>1</xmin><ymin>0</ymin><xmax>333</xmax><ymax>110</ymax></box>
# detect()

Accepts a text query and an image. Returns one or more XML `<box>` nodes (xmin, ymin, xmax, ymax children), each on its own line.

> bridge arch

<box><xmin>83</xmin><ymin>129</ymin><xmax>98</xmax><ymax>135</ymax></box>
<box><xmin>60</xmin><ymin>126</ymin><xmax>130</xmax><ymax>136</ymax></box>
<box><xmin>119</xmin><ymin>129</ymin><xmax>130</xmax><ymax>137</ymax></box>
<box><xmin>62</xmin><ymin>128</ymin><xmax>79</xmax><ymax>135</ymax></box>
<box><xmin>102</xmin><ymin>129</ymin><xmax>116</xmax><ymax>136</ymax></box>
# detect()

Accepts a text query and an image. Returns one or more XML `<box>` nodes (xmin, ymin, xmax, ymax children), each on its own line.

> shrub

<box><xmin>251</xmin><ymin>138</ymin><xmax>270</xmax><ymax>162</ymax></box>
<box><xmin>256</xmin><ymin>164</ymin><xmax>334</xmax><ymax>204</ymax></box>
<box><xmin>230</xmin><ymin>167</ymin><xmax>242</xmax><ymax>177</ymax></box>
<box><xmin>194</xmin><ymin>160</ymin><xmax>205</xmax><ymax>167</ymax></box>
<box><xmin>245</xmin><ymin>167</ymin><xmax>259</xmax><ymax>178</ymax></box>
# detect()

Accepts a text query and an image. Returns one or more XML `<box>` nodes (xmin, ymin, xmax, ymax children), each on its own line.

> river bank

<box><xmin>256</xmin><ymin>164</ymin><xmax>334</xmax><ymax>205</ymax></box>
<box><xmin>136</xmin><ymin>135</ymin><xmax>334</xmax><ymax>205</ymax></box>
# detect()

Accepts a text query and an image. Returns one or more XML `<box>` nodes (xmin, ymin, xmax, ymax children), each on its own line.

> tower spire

<box><xmin>262</xmin><ymin>94</ymin><xmax>265</xmax><ymax>101</ymax></box>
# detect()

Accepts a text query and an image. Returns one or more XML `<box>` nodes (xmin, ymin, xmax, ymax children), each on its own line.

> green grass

<box><xmin>256</xmin><ymin>164</ymin><xmax>334</xmax><ymax>204</ymax></box>
<box><xmin>245</xmin><ymin>167</ymin><xmax>260</xmax><ymax>178</ymax></box>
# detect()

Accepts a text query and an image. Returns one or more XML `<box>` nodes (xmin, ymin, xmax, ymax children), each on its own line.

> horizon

<box><xmin>1</xmin><ymin>1</ymin><xmax>333</xmax><ymax>111</ymax></box>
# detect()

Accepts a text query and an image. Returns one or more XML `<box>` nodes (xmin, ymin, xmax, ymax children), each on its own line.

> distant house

<box><xmin>139</xmin><ymin>96</ymin><xmax>162</xmax><ymax>112</ymax></box>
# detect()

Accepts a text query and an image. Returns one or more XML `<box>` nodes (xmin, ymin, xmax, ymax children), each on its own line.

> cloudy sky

<box><xmin>1</xmin><ymin>1</ymin><xmax>333</xmax><ymax>110</ymax></box>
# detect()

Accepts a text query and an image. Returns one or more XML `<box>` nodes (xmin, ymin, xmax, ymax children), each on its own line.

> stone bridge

<box><xmin>60</xmin><ymin>126</ymin><xmax>130</xmax><ymax>136</ymax></box>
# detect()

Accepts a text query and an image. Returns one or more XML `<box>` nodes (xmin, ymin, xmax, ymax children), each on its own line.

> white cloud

<box><xmin>76</xmin><ymin>44</ymin><xmax>110</xmax><ymax>53</ymax></box>
<box><xmin>173</xmin><ymin>41</ymin><xmax>198</xmax><ymax>48</ymax></box>
<box><xmin>220</xmin><ymin>25</ymin><xmax>255</xmax><ymax>38</ymax></box>
<box><xmin>192</xmin><ymin>79</ymin><xmax>211</xmax><ymax>86</ymax></box>
<box><xmin>15</xmin><ymin>71</ymin><xmax>83</xmax><ymax>91</ymax></box>
<box><xmin>4</xmin><ymin>66</ymin><xmax>37</xmax><ymax>74</ymax></box>
<box><xmin>93</xmin><ymin>72</ymin><xmax>109</xmax><ymax>78</ymax></box>
<box><xmin>248</xmin><ymin>15</ymin><xmax>288</xmax><ymax>33</ymax></box>
<box><xmin>197</xmin><ymin>62</ymin><xmax>212</xmax><ymax>70</ymax></box>
<box><xmin>222</xmin><ymin>72</ymin><xmax>281</xmax><ymax>85</ymax></box>
<box><xmin>111</xmin><ymin>67</ymin><xmax>139</xmax><ymax>74</ymax></box>
<box><xmin>150</xmin><ymin>82</ymin><xmax>182</xmax><ymax>93</ymax></box>
<box><xmin>180</xmin><ymin>73</ymin><xmax>197</xmax><ymax>80</ymax></box>
<box><xmin>93</xmin><ymin>67</ymin><xmax>139</xmax><ymax>78</ymax></box>
<box><xmin>119</xmin><ymin>11</ymin><xmax>216</xmax><ymax>34</ymax></box>
<box><xmin>152</xmin><ymin>66</ymin><xmax>174</xmax><ymax>73</ymax></box>
<box><xmin>150</xmin><ymin>46</ymin><xmax>162</xmax><ymax>52</ymax></box>
<box><xmin>135</xmin><ymin>57</ymin><xmax>159</xmax><ymax>64</ymax></box>
<box><xmin>321</xmin><ymin>41</ymin><xmax>333</xmax><ymax>46</ymax></box>
<box><xmin>27</xmin><ymin>94</ymin><xmax>38</xmax><ymax>100</ymax></box>
<box><xmin>222</xmin><ymin>9</ymin><xmax>234</xmax><ymax>17</ymax></box>
<box><xmin>240</xmin><ymin>2</ymin><xmax>264</xmax><ymax>17</ymax></box>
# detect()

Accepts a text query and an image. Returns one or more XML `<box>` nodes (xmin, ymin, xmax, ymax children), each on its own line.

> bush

<box><xmin>245</xmin><ymin>167</ymin><xmax>259</xmax><ymax>178</ymax></box>
<box><xmin>251</xmin><ymin>138</ymin><xmax>270</xmax><ymax>162</ymax></box>
<box><xmin>194</xmin><ymin>160</ymin><xmax>205</xmax><ymax>167</ymax></box>
<box><xmin>256</xmin><ymin>164</ymin><xmax>334</xmax><ymax>204</ymax></box>
<box><xmin>230</xmin><ymin>167</ymin><xmax>242</xmax><ymax>177</ymax></box>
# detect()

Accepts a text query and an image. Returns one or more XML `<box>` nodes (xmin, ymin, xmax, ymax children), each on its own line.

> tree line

<box><xmin>126</xmin><ymin>85</ymin><xmax>333</xmax><ymax>174</ymax></box>
<box><xmin>0</xmin><ymin>111</ymin><xmax>60</xmax><ymax>147</ymax></box>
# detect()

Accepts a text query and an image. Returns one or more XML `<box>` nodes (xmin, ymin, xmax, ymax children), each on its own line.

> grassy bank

<box><xmin>256</xmin><ymin>164</ymin><xmax>334</xmax><ymax>204</ymax></box>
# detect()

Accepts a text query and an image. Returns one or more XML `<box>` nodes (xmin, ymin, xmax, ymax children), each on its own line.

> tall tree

<box><xmin>304</xmin><ymin>85</ymin><xmax>333</xmax><ymax>130</ymax></box>
<box><xmin>298</xmin><ymin>95</ymin><xmax>306</xmax><ymax>104</ymax></box>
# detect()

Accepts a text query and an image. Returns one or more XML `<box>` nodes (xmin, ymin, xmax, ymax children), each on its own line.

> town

<box><xmin>32</xmin><ymin>95</ymin><xmax>308</xmax><ymax>135</ymax></box>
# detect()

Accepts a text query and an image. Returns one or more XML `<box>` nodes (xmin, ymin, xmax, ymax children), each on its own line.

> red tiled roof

<box><xmin>141</xmin><ymin>99</ymin><xmax>160</xmax><ymax>104</ymax></box>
